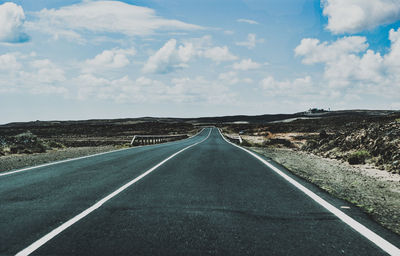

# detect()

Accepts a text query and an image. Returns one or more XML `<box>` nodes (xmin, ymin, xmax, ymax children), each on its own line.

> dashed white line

<box><xmin>15</xmin><ymin>128</ymin><xmax>211</xmax><ymax>256</ymax></box>
<box><xmin>218</xmin><ymin>128</ymin><xmax>400</xmax><ymax>256</ymax></box>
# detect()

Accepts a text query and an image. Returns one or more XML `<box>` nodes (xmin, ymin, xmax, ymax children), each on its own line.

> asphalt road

<box><xmin>1</xmin><ymin>127</ymin><xmax>400</xmax><ymax>255</ymax></box>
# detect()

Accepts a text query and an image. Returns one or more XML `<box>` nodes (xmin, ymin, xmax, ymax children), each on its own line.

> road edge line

<box><xmin>0</xmin><ymin>128</ymin><xmax>205</xmax><ymax>177</ymax></box>
<box><xmin>15</xmin><ymin>128</ymin><xmax>211</xmax><ymax>256</ymax></box>
<box><xmin>218</xmin><ymin>128</ymin><xmax>400</xmax><ymax>256</ymax></box>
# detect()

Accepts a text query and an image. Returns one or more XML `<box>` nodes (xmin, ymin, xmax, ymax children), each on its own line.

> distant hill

<box><xmin>2</xmin><ymin>110</ymin><xmax>399</xmax><ymax>127</ymax></box>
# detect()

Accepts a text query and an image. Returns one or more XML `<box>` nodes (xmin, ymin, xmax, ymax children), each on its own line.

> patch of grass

<box><xmin>46</xmin><ymin>140</ymin><xmax>65</xmax><ymax>149</ymax></box>
<box><xmin>240</xmin><ymin>139</ymin><xmax>252</xmax><ymax>147</ymax></box>
<box><xmin>347</xmin><ymin>150</ymin><xmax>370</xmax><ymax>165</ymax></box>
<box><xmin>9</xmin><ymin>131</ymin><xmax>48</xmax><ymax>154</ymax></box>
<box><xmin>263</xmin><ymin>138</ymin><xmax>295</xmax><ymax>148</ymax></box>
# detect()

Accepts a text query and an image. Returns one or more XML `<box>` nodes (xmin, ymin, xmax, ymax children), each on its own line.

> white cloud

<box><xmin>295</xmin><ymin>28</ymin><xmax>400</xmax><ymax>101</ymax></box>
<box><xmin>0</xmin><ymin>54</ymin><xmax>67</xmax><ymax>95</ymax></box>
<box><xmin>143</xmin><ymin>37</ymin><xmax>237</xmax><ymax>73</ymax></box>
<box><xmin>236</xmin><ymin>33</ymin><xmax>264</xmax><ymax>49</ymax></box>
<box><xmin>218</xmin><ymin>71</ymin><xmax>239</xmax><ymax>85</ymax></box>
<box><xmin>203</xmin><ymin>46</ymin><xmax>238</xmax><ymax>62</ymax></box>
<box><xmin>260</xmin><ymin>76</ymin><xmax>313</xmax><ymax>96</ymax></box>
<box><xmin>322</xmin><ymin>0</ymin><xmax>400</xmax><ymax>34</ymax></box>
<box><xmin>295</xmin><ymin>36</ymin><xmax>368</xmax><ymax>64</ymax></box>
<box><xmin>0</xmin><ymin>53</ymin><xmax>21</xmax><ymax>70</ymax></box>
<box><xmin>30</xmin><ymin>1</ymin><xmax>202</xmax><ymax>41</ymax></box>
<box><xmin>237</xmin><ymin>19</ymin><xmax>259</xmax><ymax>25</ymax></box>
<box><xmin>169</xmin><ymin>76</ymin><xmax>235</xmax><ymax>104</ymax></box>
<box><xmin>233</xmin><ymin>58</ymin><xmax>261</xmax><ymax>70</ymax></box>
<box><xmin>243</xmin><ymin>78</ymin><xmax>254</xmax><ymax>84</ymax></box>
<box><xmin>218</xmin><ymin>71</ymin><xmax>256</xmax><ymax>85</ymax></box>
<box><xmin>27</xmin><ymin>59</ymin><xmax>66</xmax><ymax>84</ymax></box>
<box><xmin>0</xmin><ymin>2</ymin><xmax>29</xmax><ymax>43</ymax></box>
<box><xmin>142</xmin><ymin>39</ymin><xmax>188</xmax><ymax>74</ymax></box>
<box><xmin>74</xmin><ymin>74</ymin><xmax>236</xmax><ymax>104</ymax></box>
<box><xmin>83</xmin><ymin>48</ymin><xmax>136</xmax><ymax>73</ymax></box>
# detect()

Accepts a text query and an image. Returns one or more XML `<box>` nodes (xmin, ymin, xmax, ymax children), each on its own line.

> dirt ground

<box><xmin>0</xmin><ymin>146</ymin><xmax>120</xmax><ymax>173</ymax></box>
<box><xmin>250</xmin><ymin>146</ymin><xmax>400</xmax><ymax>235</ymax></box>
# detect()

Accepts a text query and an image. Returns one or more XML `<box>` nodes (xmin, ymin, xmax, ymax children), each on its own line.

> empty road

<box><xmin>1</xmin><ymin>128</ymin><xmax>399</xmax><ymax>255</ymax></box>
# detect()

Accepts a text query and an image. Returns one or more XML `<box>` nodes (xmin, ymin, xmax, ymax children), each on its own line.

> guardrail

<box><xmin>130</xmin><ymin>134</ymin><xmax>188</xmax><ymax>146</ymax></box>
<box><xmin>222</xmin><ymin>132</ymin><xmax>243</xmax><ymax>144</ymax></box>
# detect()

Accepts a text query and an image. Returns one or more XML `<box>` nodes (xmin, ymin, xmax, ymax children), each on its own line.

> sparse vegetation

<box><xmin>263</xmin><ymin>138</ymin><xmax>295</xmax><ymax>148</ymax></box>
<box><xmin>240</xmin><ymin>139</ymin><xmax>252</xmax><ymax>147</ymax></box>
<box><xmin>0</xmin><ymin>120</ymin><xmax>199</xmax><ymax>158</ymax></box>
<box><xmin>221</xmin><ymin>111</ymin><xmax>400</xmax><ymax>174</ymax></box>
<box><xmin>347</xmin><ymin>150</ymin><xmax>370</xmax><ymax>165</ymax></box>
<box><xmin>3</xmin><ymin>131</ymin><xmax>47</xmax><ymax>154</ymax></box>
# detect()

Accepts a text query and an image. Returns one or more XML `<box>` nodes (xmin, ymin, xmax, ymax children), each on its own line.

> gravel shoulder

<box><xmin>0</xmin><ymin>146</ymin><xmax>122</xmax><ymax>173</ymax></box>
<box><xmin>250</xmin><ymin>146</ymin><xmax>400</xmax><ymax>235</ymax></box>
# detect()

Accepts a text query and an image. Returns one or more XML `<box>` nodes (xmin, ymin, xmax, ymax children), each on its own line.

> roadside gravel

<box><xmin>0</xmin><ymin>146</ymin><xmax>121</xmax><ymax>173</ymax></box>
<box><xmin>250</xmin><ymin>147</ymin><xmax>400</xmax><ymax>235</ymax></box>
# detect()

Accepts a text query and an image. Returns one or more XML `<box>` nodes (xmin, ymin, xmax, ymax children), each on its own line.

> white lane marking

<box><xmin>16</xmin><ymin>128</ymin><xmax>211</xmax><ymax>256</ymax></box>
<box><xmin>218</xmin><ymin>129</ymin><xmax>400</xmax><ymax>256</ymax></box>
<box><xmin>0</xmin><ymin>128</ymin><xmax>205</xmax><ymax>177</ymax></box>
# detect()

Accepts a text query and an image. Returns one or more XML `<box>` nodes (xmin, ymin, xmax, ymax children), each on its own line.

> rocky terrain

<box><xmin>251</xmin><ymin>147</ymin><xmax>400</xmax><ymax>235</ymax></box>
<box><xmin>0</xmin><ymin>119</ymin><xmax>199</xmax><ymax>172</ymax></box>
<box><xmin>0</xmin><ymin>119</ymin><xmax>198</xmax><ymax>155</ymax></box>
<box><xmin>222</xmin><ymin>111</ymin><xmax>400</xmax><ymax>174</ymax></box>
<box><xmin>221</xmin><ymin>110</ymin><xmax>400</xmax><ymax>235</ymax></box>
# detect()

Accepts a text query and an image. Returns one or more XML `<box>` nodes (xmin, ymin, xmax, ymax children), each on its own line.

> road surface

<box><xmin>1</xmin><ymin>128</ymin><xmax>399</xmax><ymax>255</ymax></box>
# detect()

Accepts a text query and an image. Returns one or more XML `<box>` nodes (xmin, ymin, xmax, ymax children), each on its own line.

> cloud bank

<box><xmin>295</xmin><ymin>28</ymin><xmax>400</xmax><ymax>100</ymax></box>
<box><xmin>322</xmin><ymin>0</ymin><xmax>400</xmax><ymax>34</ymax></box>
<box><xmin>0</xmin><ymin>2</ymin><xmax>29</xmax><ymax>43</ymax></box>
<box><xmin>30</xmin><ymin>0</ymin><xmax>203</xmax><ymax>41</ymax></box>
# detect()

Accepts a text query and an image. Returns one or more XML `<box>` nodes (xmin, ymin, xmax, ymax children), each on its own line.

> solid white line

<box><xmin>15</xmin><ymin>128</ymin><xmax>211</xmax><ymax>256</ymax></box>
<box><xmin>218</xmin><ymin>129</ymin><xmax>400</xmax><ymax>256</ymax></box>
<box><xmin>0</xmin><ymin>147</ymin><xmax>131</xmax><ymax>177</ymax></box>
<box><xmin>0</xmin><ymin>128</ymin><xmax>205</xmax><ymax>177</ymax></box>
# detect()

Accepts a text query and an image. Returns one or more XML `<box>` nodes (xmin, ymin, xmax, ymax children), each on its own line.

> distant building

<box><xmin>307</xmin><ymin>108</ymin><xmax>328</xmax><ymax>114</ymax></box>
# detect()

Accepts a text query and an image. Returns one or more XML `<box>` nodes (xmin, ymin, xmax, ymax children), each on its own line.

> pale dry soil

<box><xmin>0</xmin><ymin>146</ymin><xmax>121</xmax><ymax>173</ymax></box>
<box><xmin>250</xmin><ymin>146</ymin><xmax>400</xmax><ymax>235</ymax></box>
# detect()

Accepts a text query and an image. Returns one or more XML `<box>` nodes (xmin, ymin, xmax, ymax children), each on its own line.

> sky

<box><xmin>1</xmin><ymin>0</ymin><xmax>400</xmax><ymax>123</ymax></box>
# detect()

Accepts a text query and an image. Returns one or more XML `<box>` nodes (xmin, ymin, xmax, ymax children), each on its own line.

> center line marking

<box><xmin>16</xmin><ymin>128</ymin><xmax>212</xmax><ymax>256</ymax></box>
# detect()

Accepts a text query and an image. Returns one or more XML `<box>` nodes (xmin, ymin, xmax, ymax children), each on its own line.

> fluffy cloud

<box><xmin>25</xmin><ymin>59</ymin><xmax>66</xmax><ymax>84</ymax></box>
<box><xmin>169</xmin><ymin>76</ymin><xmax>235</xmax><ymax>104</ymax></box>
<box><xmin>0</xmin><ymin>53</ymin><xmax>21</xmax><ymax>70</ymax></box>
<box><xmin>235</xmin><ymin>33</ymin><xmax>263</xmax><ymax>49</ymax></box>
<box><xmin>74</xmin><ymin>74</ymin><xmax>235</xmax><ymax>104</ymax></box>
<box><xmin>233</xmin><ymin>59</ymin><xmax>261</xmax><ymax>70</ymax></box>
<box><xmin>83</xmin><ymin>48</ymin><xmax>136</xmax><ymax>73</ymax></box>
<box><xmin>295</xmin><ymin>29</ymin><xmax>400</xmax><ymax>100</ymax></box>
<box><xmin>237</xmin><ymin>19</ymin><xmax>259</xmax><ymax>25</ymax></box>
<box><xmin>30</xmin><ymin>1</ymin><xmax>202</xmax><ymax>41</ymax></box>
<box><xmin>143</xmin><ymin>37</ymin><xmax>237</xmax><ymax>73</ymax></box>
<box><xmin>0</xmin><ymin>2</ymin><xmax>29</xmax><ymax>43</ymax></box>
<box><xmin>0</xmin><ymin>54</ymin><xmax>67</xmax><ymax>94</ymax></box>
<box><xmin>260</xmin><ymin>76</ymin><xmax>313</xmax><ymax>96</ymax></box>
<box><xmin>142</xmin><ymin>39</ymin><xmax>188</xmax><ymax>74</ymax></box>
<box><xmin>202</xmin><ymin>46</ymin><xmax>238</xmax><ymax>62</ymax></box>
<box><xmin>322</xmin><ymin>0</ymin><xmax>400</xmax><ymax>34</ymax></box>
<box><xmin>218</xmin><ymin>71</ymin><xmax>239</xmax><ymax>85</ymax></box>
<box><xmin>295</xmin><ymin>36</ymin><xmax>368</xmax><ymax>64</ymax></box>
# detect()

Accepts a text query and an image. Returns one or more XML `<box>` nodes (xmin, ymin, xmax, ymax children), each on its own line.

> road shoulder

<box><xmin>0</xmin><ymin>146</ymin><xmax>122</xmax><ymax>173</ymax></box>
<box><xmin>250</xmin><ymin>146</ymin><xmax>400</xmax><ymax>236</ymax></box>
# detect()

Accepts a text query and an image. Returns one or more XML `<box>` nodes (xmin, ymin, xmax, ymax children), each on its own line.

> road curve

<box><xmin>1</xmin><ymin>127</ymin><xmax>399</xmax><ymax>255</ymax></box>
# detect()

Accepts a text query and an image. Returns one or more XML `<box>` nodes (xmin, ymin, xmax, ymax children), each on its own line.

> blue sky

<box><xmin>1</xmin><ymin>0</ymin><xmax>400</xmax><ymax>123</ymax></box>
